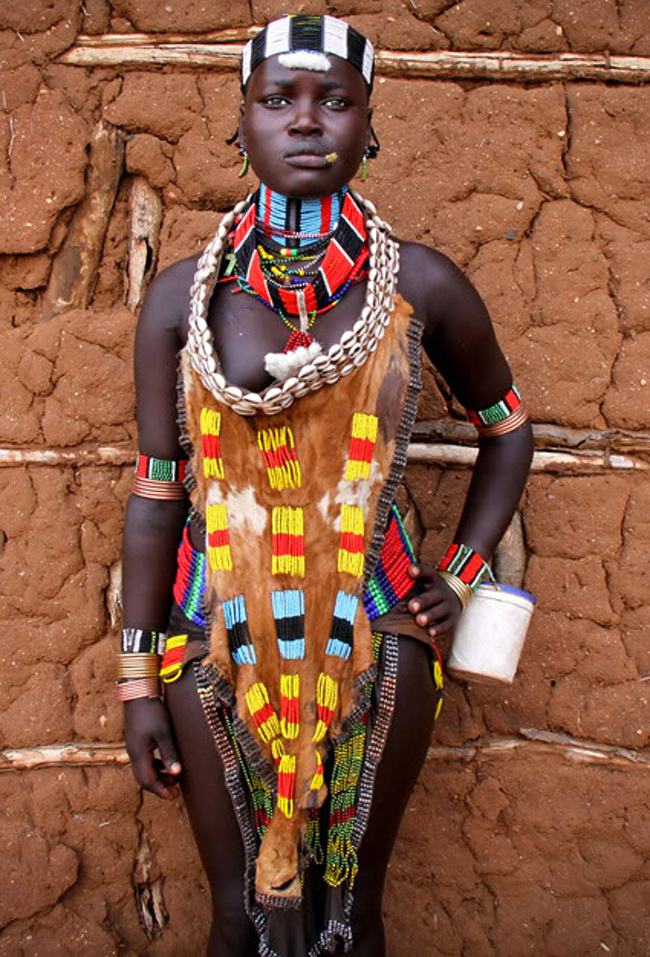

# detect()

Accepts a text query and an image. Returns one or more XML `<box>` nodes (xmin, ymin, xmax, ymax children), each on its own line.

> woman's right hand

<box><xmin>123</xmin><ymin>698</ymin><xmax>182</xmax><ymax>800</ymax></box>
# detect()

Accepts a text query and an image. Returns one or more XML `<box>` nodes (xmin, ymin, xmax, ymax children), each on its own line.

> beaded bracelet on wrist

<box><xmin>132</xmin><ymin>454</ymin><xmax>188</xmax><ymax>501</ymax></box>
<box><xmin>467</xmin><ymin>384</ymin><xmax>529</xmax><ymax>438</ymax></box>
<box><xmin>438</xmin><ymin>543</ymin><xmax>491</xmax><ymax>593</ymax></box>
<box><xmin>121</xmin><ymin>627</ymin><xmax>166</xmax><ymax>655</ymax></box>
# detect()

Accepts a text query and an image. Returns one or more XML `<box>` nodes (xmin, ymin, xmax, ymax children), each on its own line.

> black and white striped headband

<box><xmin>242</xmin><ymin>15</ymin><xmax>375</xmax><ymax>91</ymax></box>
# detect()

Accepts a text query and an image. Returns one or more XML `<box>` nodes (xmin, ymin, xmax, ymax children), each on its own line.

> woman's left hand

<box><xmin>407</xmin><ymin>563</ymin><xmax>463</xmax><ymax>638</ymax></box>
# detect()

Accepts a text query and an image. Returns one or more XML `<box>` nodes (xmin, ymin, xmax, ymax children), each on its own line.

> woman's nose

<box><xmin>289</xmin><ymin>100</ymin><xmax>322</xmax><ymax>136</ymax></box>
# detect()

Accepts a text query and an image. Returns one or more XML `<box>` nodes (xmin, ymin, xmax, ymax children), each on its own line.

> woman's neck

<box><xmin>257</xmin><ymin>184</ymin><xmax>348</xmax><ymax>247</ymax></box>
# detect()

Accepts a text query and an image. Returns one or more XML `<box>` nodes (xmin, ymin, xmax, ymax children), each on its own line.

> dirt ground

<box><xmin>1</xmin><ymin>1</ymin><xmax>649</xmax><ymax>954</ymax></box>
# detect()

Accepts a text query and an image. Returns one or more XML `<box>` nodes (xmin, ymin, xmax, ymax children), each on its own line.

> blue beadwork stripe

<box><xmin>272</xmin><ymin>588</ymin><xmax>306</xmax><ymax>660</ymax></box>
<box><xmin>258</xmin><ymin>185</ymin><xmax>347</xmax><ymax>247</ymax></box>
<box><xmin>325</xmin><ymin>638</ymin><xmax>352</xmax><ymax>660</ymax></box>
<box><xmin>223</xmin><ymin>594</ymin><xmax>257</xmax><ymax>666</ymax></box>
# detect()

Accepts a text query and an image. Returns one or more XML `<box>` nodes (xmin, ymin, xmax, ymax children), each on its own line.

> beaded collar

<box><xmin>232</xmin><ymin>189</ymin><xmax>368</xmax><ymax>319</ymax></box>
<box><xmin>256</xmin><ymin>184</ymin><xmax>346</xmax><ymax>248</ymax></box>
<box><xmin>186</xmin><ymin>191</ymin><xmax>400</xmax><ymax>417</ymax></box>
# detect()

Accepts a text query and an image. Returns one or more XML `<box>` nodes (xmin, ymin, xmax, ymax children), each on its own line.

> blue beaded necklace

<box><xmin>257</xmin><ymin>185</ymin><xmax>347</xmax><ymax>247</ymax></box>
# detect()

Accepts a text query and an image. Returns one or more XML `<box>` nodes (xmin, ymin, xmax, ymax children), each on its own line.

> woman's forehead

<box><xmin>246</xmin><ymin>55</ymin><xmax>369</xmax><ymax>97</ymax></box>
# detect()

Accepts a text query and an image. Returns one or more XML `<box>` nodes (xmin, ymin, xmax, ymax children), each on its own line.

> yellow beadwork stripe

<box><xmin>257</xmin><ymin>426</ymin><xmax>302</xmax><ymax>491</ymax></box>
<box><xmin>271</xmin><ymin>505</ymin><xmax>305</xmax><ymax>577</ymax></box>
<box><xmin>271</xmin><ymin>738</ymin><xmax>286</xmax><ymax>762</ymax></box>
<box><xmin>206</xmin><ymin>502</ymin><xmax>233</xmax><ymax>571</ymax></box>
<box><xmin>244</xmin><ymin>681</ymin><xmax>280</xmax><ymax>744</ymax></box>
<box><xmin>344</xmin><ymin>412</ymin><xmax>378</xmax><ymax>481</ymax></box>
<box><xmin>310</xmin><ymin>750</ymin><xmax>325</xmax><ymax>790</ymax></box>
<box><xmin>312</xmin><ymin>672</ymin><xmax>339</xmax><ymax>743</ymax></box>
<box><xmin>337</xmin><ymin>504</ymin><xmax>365</xmax><ymax>578</ymax></box>
<box><xmin>279</xmin><ymin>673</ymin><xmax>300</xmax><ymax>740</ymax></box>
<box><xmin>200</xmin><ymin>407</ymin><xmax>224</xmax><ymax>480</ymax></box>
<box><xmin>277</xmin><ymin>753</ymin><xmax>296</xmax><ymax>819</ymax></box>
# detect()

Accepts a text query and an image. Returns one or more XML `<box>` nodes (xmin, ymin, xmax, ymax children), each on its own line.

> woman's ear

<box><xmin>365</xmin><ymin>106</ymin><xmax>373</xmax><ymax>146</ymax></box>
<box><xmin>367</xmin><ymin>121</ymin><xmax>381</xmax><ymax>160</ymax></box>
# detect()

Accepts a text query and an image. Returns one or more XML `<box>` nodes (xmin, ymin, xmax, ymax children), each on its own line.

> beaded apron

<box><xmin>179</xmin><ymin>267</ymin><xmax>423</xmax><ymax>951</ymax></box>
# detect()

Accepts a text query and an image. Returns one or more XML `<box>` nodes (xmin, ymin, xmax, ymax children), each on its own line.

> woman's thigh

<box><xmin>352</xmin><ymin>635</ymin><xmax>438</xmax><ymax>914</ymax></box>
<box><xmin>164</xmin><ymin>665</ymin><xmax>258</xmax><ymax>951</ymax></box>
<box><xmin>164</xmin><ymin>638</ymin><xmax>437</xmax><ymax>951</ymax></box>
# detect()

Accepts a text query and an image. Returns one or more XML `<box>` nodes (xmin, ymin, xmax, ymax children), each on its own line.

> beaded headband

<box><xmin>242</xmin><ymin>15</ymin><xmax>375</xmax><ymax>91</ymax></box>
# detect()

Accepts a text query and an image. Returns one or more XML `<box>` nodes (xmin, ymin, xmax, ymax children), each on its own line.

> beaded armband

<box><xmin>132</xmin><ymin>454</ymin><xmax>188</xmax><ymax>501</ymax></box>
<box><xmin>438</xmin><ymin>543</ymin><xmax>491</xmax><ymax>593</ymax></box>
<box><xmin>466</xmin><ymin>384</ymin><xmax>528</xmax><ymax>437</ymax></box>
<box><xmin>121</xmin><ymin>627</ymin><xmax>166</xmax><ymax>654</ymax></box>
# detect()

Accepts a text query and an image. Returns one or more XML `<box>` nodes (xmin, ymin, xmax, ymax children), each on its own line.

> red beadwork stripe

<box><xmin>233</xmin><ymin>204</ymin><xmax>255</xmax><ymax>252</ymax></box>
<box><xmin>247</xmin><ymin>249</ymin><xmax>270</xmax><ymax>301</ymax></box>
<box><xmin>380</xmin><ymin>516</ymin><xmax>412</xmax><ymax>595</ymax></box>
<box><xmin>330</xmin><ymin>806</ymin><xmax>356</xmax><ymax>825</ymax></box>
<box><xmin>251</xmin><ymin>701</ymin><xmax>276</xmax><ymax>727</ymax></box>
<box><xmin>339</xmin><ymin>531</ymin><xmax>364</xmax><ymax>553</ymax></box>
<box><xmin>161</xmin><ymin>645</ymin><xmax>184</xmax><ymax>669</ymax></box>
<box><xmin>343</xmin><ymin>196</ymin><xmax>365</xmax><ymax>238</ymax></box>
<box><xmin>321</xmin><ymin>193</ymin><xmax>331</xmax><ymax>233</ymax></box>
<box><xmin>348</xmin><ymin>437</ymin><xmax>375</xmax><ymax>463</ymax></box>
<box><xmin>273</xmin><ymin>533</ymin><xmax>305</xmax><ymax>555</ymax></box>
<box><xmin>202</xmin><ymin>433</ymin><xmax>221</xmax><ymax>459</ymax></box>
<box><xmin>208</xmin><ymin>529</ymin><xmax>230</xmax><ymax>549</ymax></box>
<box><xmin>438</xmin><ymin>542</ymin><xmax>459</xmax><ymax>572</ymax></box>
<box><xmin>460</xmin><ymin>552</ymin><xmax>485</xmax><ymax>583</ymax></box>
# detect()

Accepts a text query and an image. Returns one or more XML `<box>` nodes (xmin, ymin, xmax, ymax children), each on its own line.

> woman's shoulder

<box><xmin>398</xmin><ymin>239</ymin><xmax>466</xmax><ymax>302</ymax></box>
<box><xmin>396</xmin><ymin>238</ymin><xmax>485</xmax><ymax>334</ymax></box>
<box><xmin>139</xmin><ymin>254</ymin><xmax>202</xmax><ymax>334</ymax></box>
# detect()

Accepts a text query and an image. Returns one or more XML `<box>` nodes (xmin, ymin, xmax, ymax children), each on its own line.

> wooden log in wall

<box><xmin>58</xmin><ymin>36</ymin><xmax>650</xmax><ymax>84</ymax></box>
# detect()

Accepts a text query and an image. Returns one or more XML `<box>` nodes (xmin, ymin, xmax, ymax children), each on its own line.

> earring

<box><xmin>360</xmin><ymin>150</ymin><xmax>369</xmax><ymax>182</ymax></box>
<box><xmin>238</xmin><ymin>146</ymin><xmax>249</xmax><ymax>178</ymax></box>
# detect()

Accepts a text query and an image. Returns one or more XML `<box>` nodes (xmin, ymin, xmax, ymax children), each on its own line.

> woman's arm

<box><xmin>398</xmin><ymin>242</ymin><xmax>534</xmax><ymax>637</ymax></box>
<box><xmin>121</xmin><ymin>259</ymin><xmax>196</xmax><ymax>799</ymax></box>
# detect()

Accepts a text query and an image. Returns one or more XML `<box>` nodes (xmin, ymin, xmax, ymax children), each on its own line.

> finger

<box><xmin>132</xmin><ymin>754</ymin><xmax>162</xmax><ymax>795</ymax></box>
<box><xmin>414</xmin><ymin>604</ymin><xmax>450</xmax><ymax>629</ymax></box>
<box><xmin>156</xmin><ymin>734</ymin><xmax>182</xmax><ymax>776</ymax></box>
<box><xmin>137</xmin><ymin>759</ymin><xmax>180</xmax><ymax>801</ymax></box>
<box><xmin>408</xmin><ymin>562</ymin><xmax>438</xmax><ymax>581</ymax></box>
<box><xmin>429</xmin><ymin>614</ymin><xmax>455</xmax><ymax>638</ymax></box>
<box><xmin>409</xmin><ymin>588</ymin><xmax>447</xmax><ymax>614</ymax></box>
<box><xmin>152</xmin><ymin>758</ymin><xmax>184</xmax><ymax>788</ymax></box>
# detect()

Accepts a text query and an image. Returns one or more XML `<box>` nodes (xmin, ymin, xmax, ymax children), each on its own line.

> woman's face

<box><xmin>241</xmin><ymin>55</ymin><xmax>371</xmax><ymax>198</ymax></box>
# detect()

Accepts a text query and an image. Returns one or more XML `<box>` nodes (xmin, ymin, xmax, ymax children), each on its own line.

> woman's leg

<box><xmin>348</xmin><ymin>636</ymin><xmax>438</xmax><ymax>956</ymax></box>
<box><xmin>164</xmin><ymin>665</ymin><xmax>259</xmax><ymax>957</ymax></box>
<box><xmin>164</xmin><ymin>638</ymin><xmax>437</xmax><ymax>957</ymax></box>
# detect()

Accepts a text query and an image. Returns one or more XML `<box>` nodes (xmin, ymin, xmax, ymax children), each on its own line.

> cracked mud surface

<box><xmin>1</xmin><ymin>2</ymin><xmax>649</xmax><ymax>954</ymax></box>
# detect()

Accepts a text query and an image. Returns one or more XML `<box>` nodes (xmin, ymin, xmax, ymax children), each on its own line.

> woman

<box><xmin>120</xmin><ymin>15</ymin><xmax>533</xmax><ymax>957</ymax></box>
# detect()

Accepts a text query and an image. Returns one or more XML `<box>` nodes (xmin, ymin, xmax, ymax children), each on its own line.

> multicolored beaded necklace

<box><xmin>226</xmin><ymin>186</ymin><xmax>369</xmax><ymax>378</ymax></box>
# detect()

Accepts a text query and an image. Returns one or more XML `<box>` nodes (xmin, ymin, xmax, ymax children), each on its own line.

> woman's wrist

<box><xmin>118</xmin><ymin>628</ymin><xmax>165</xmax><ymax>701</ymax></box>
<box><xmin>437</xmin><ymin>542</ymin><xmax>492</xmax><ymax>609</ymax></box>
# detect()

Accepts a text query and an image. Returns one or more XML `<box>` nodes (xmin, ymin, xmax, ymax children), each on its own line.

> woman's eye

<box><xmin>263</xmin><ymin>95</ymin><xmax>289</xmax><ymax>107</ymax></box>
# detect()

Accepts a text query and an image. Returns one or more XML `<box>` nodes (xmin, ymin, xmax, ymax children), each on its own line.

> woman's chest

<box><xmin>198</xmin><ymin>281</ymin><xmax>370</xmax><ymax>393</ymax></box>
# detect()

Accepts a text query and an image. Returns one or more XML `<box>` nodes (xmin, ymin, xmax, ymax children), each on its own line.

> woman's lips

<box><xmin>284</xmin><ymin>153</ymin><xmax>331</xmax><ymax>168</ymax></box>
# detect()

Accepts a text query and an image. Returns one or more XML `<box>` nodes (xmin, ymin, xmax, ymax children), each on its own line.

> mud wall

<box><xmin>1</xmin><ymin>1</ymin><xmax>650</xmax><ymax>954</ymax></box>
